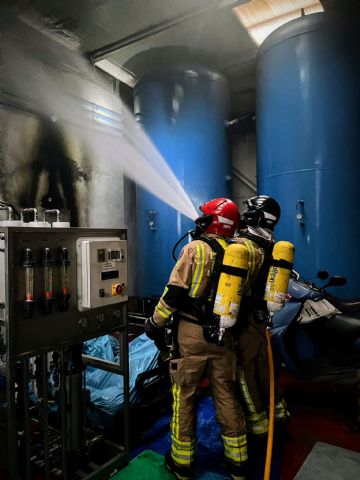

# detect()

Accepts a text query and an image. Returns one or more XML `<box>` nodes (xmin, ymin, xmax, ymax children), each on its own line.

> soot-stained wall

<box><xmin>0</xmin><ymin>107</ymin><xmax>125</xmax><ymax>229</ymax></box>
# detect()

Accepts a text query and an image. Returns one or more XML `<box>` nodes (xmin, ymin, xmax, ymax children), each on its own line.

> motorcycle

<box><xmin>270</xmin><ymin>271</ymin><xmax>360</xmax><ymax>382</ymax></box>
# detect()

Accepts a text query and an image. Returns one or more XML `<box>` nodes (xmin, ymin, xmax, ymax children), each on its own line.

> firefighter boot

<box><xmin>165</xmin><ymin>450</ymin><xmax>193</xmax><ymax>480</ymax></box>
<box><xmin>223</xmin><ymin>459</ymin><xmax>247</xmax><ymax>480</ymax></box>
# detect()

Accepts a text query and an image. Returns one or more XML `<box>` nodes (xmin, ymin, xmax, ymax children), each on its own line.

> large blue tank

<box><xmin>134</xmin><ymin>65</ymin><xmax>231</xmax><ymax>297</ymax></box>
<box><xmin>257</xmin><ymin>13</ymin><xmax>360</xmax><ymax>297</ymax></box>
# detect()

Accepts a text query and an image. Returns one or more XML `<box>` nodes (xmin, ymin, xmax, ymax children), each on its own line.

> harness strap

<box><xmin>271</xmin><ymin>258</ymin><xmax>293</xmax><ymax>270</ymax></box>
<box><xmin>182</xmin><ymin>235</ymin><xmax>225</xmax><ymax>325</ymax></box>
<box><xmin>221</xmin><ymin>264</ymin><xmax>248</xmax><ymax>278</ymax></box>
<box><xmin>196</xmin><ymin>235</ymin><xmax>225</xmax><ymax>304</ymax></box>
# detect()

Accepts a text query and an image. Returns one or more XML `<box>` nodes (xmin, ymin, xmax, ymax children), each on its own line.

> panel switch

<box><xmin>112</xmin><ymin>284</ymin><xmax>123</xmax><ymax>296</ymax></box>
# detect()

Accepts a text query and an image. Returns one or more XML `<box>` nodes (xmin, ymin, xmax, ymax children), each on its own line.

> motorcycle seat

<box><xmin>325</xmin><ymin>293</ymin><xmax>360</xmax><ymax>314</ymax></box>
<box><xmin>325</xmin><ymin>314</ymin><xmax>360</xmax><ymax>339</ymax></box>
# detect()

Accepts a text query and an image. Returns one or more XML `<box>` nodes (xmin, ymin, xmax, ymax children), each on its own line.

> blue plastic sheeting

<box><xmin>132</xmin><ymin>395</ymin><xmax>284</xmax><ymax>479</ymax></box>
<box><xmin>84</xmin><ymin>334</ymin><xmax>119</xmax><ymax>363</ymax></box>
<box><xmin>131</xmin><ymin>396</ymin><xmax>226</xmax><ymax>476</ymax></box>
<box><xmin>84</xmin><ymin>334</ymin><xmax>159</xmax><ymax>427</ymax></box>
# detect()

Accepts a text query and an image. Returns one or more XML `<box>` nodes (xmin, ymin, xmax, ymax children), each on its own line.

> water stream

<box><xmin>2</xmin><ymin>11</ymin><xmax>198</xmax><ymax>221</ymax></box>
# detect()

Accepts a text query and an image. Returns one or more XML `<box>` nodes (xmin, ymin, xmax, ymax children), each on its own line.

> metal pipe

<box><xmin>225</xmin><ymin>112</ymin><xmax>255</xmax><ymax>127</ymax></box>
<box><xmin>42</xmin><ymin>354</ymin><xmax>50</xmax><ymax>480</ymax></box>
<box><xmin>69</xmin><ymin>372</ymin><xmax>83</xmax><ymax>455</ymax></box>
<box><xmin>122</xmin><ymin>324</ymin><xmax>130</xmax><ymax>456</ymax></box>
<box><xmin>90</xmin><ymin>0</ymin><xmax>247</xmax><ymax>60</ymax></box>
<box><xmin>82</xmin><ymin>354</ymin><xmax>125</xmax><ymax>375</ymax></box>
<box><xmin>23</xmin><ymin>359</ymin><xmax>32</xmax><ymax>480</ymax></box>
<box><xmin>7</xmin><ymin>363</ymin><xmax>18</xmax><ymax>480</ymax></box>
<box><xmin>128</xmin><ymin>313</ymin><xmax>146</xmax><ymax>321</ymax></box>
<box><xmin>232</xmin><ymin>166</ymin><xmax>257</xmax><ymax>192</ymax></box>
<box><xmin>60</xmin><ymin>349</ymin><xmax>69</xmax><ymax>479</ymax></box>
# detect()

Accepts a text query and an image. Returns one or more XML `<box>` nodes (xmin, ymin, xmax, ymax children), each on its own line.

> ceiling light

<box><xmin>95</xmin><ymin>59</ymin><xmax>137</xmax><ymax>88</ymax></box>
<box><xmin>233</xmin><ymin>0</ymin><xmax>324</xmax><ymax>46</ymax></box>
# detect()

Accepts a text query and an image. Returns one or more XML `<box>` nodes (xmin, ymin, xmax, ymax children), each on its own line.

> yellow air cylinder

<box><xmin>213</xmin><ymin>243</ymin><xmax>249</xmax><ymax>340</ymax></box>
<box><xmin>264</xmin><ymin>241</ymin><xmax>295</xmax><ymax>314</ymax></box>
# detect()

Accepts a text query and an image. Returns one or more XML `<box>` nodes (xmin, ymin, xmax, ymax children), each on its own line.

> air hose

<box><xmin>171</xmin><ymin>227</ymin><xmax>200</xmax><ymax>261</ymax></box>
<box><xmin>264</xmin><ymin>327</ymin><xmax>275</xmax><ymax>480</ymax></box>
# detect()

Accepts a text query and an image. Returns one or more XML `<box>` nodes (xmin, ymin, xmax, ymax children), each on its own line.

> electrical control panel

<box><xmin>0</xmin><ymin>227</ymin><xmax>127</xmax><ymax>358</ymax></box>
<box><xmin>77</xmin><ymin>237</ymin><xmax>128</xmax><ymax>310</ymax></box>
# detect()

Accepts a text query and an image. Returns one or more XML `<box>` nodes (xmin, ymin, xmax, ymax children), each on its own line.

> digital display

<box><xmin>101</xmin><ymin>270</ymin><xmax>119</xmax><ymax>281</ymax></box>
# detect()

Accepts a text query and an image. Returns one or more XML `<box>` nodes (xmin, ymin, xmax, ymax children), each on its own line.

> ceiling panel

<box><xmin>27</xmin><ymin>0</ymin><xmax>234</xmax><ymax>53</ymax></box>
<box><xmin>22</xmin><ymin>1</ymin><xmax>259</xmax><ymax>113</ymax></box>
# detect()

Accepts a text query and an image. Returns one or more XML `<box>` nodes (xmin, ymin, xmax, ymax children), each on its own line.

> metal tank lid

<box><xmin>258</xmin><ymin>12</ymin><xmax>329</xmax><ymax>58</ymax></box>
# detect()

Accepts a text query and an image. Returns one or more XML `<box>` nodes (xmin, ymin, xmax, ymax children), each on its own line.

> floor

<box><xmin>278</xmin><ymin>372</ymin><xmax>360</xmax><ymax>479</ymax></box>
<box><xmin>131</xmin><ymin>369</ymin><xmax>360</xmax><ymax>479</ymax></box>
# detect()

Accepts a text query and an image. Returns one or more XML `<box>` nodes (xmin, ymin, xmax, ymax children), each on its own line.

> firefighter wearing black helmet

<box><xmin>233</xmin><ymin>195</ymin><xmax>289</xmax><ymax>438</ymax></box>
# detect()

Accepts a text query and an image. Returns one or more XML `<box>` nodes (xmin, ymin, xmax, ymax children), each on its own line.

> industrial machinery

<box><xmin>0</xmin><ymin>226</ymin><xmax>129</xmax><ymax>479</ymax></box>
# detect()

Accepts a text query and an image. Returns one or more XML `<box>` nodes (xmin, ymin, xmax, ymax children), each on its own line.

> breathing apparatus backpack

<box><xmin>213</xmin><ymin>242</ymin><xmax>249</xmax><ymax>342</ymax></box>
<box><xmin>181</xmin><ymin>235</ymin><xmax>249</xmax><ymax>345</ymax></box>
<box><xmin>172</xmin><ymin>229</ymin><xmax>293</xmax><ymax>343</ymax></box>
<box><xmin>264</xmin><ymin>241</ymin><xmax>295</xmax><ymax>314</ymax></box>
<box><xmin>237</xmin><ymin>231</ymin><xmax>295</xmax><ymax>322</ymax></box>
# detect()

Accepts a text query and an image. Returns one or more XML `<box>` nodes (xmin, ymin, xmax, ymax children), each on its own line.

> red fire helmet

<box><xmin>195</xmin><ymin>198</ymin><xmax>240</xmax><ymax>237</ymax></box>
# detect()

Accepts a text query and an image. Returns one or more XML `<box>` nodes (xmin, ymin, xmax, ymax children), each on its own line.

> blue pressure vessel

<box><xmin>134</xmin><ymin>65</ymin><xmax>231</xmax><ymax>297</ymax></box>
<box><xmin>257</xmin><ymin>13</ymin><xmax>360</xmax><ymax>297</ymax></box>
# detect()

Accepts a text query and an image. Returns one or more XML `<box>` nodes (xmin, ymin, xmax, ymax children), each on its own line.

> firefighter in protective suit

<box><xmin>145</xmin><ymin>198</ymin><xmax>248</xmax><ymax>480</ymax></box>
<box><xmin>233</xmin><ymin>196</ymin><xmax>289</xmax><ymax>438</ymax></box>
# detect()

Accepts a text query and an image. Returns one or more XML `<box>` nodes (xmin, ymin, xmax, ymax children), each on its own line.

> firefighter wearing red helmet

<box><xmin>145</xmin><ymin>198</ymin><xmax>248</xmax><ymax>480</ymax></box>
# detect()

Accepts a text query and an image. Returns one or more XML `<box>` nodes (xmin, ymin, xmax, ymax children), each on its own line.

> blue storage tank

<box><xmin>257</xmin><ymin>13</ymin><xmax>360</xmax><ymax>297</ymax></box>
<box><xmin>134</xmin><ymin>65</ymin><xmax>231</xmax><ymax>297</ymax></box>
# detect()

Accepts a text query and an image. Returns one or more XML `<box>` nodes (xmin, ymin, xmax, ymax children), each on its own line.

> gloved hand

<box><xmin>253</xmin><ymin>308</ymin><xmax>270</xmax><ymax>325</ymax></box>
<box><xmin>145</xmin><ymin>317</ymin><xmax>167</xmax><ymax>351</ymax></box>
<box><xmin>145</xmin><ymin>316</ymin><xmax>161</xmax><ymax>339</ymax></box>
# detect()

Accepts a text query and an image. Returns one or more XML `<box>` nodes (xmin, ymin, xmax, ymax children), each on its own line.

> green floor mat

<box><xmin>111</xmin><ymin>450</ymin><xmax>174</xmax><ymax>480</ymax></box>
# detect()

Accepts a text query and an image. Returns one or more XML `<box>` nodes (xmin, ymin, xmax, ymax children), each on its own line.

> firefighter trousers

<box><xmin>169</xmin><ymin>319</ymin><xmax>247</xmax><ymax>470</ymax></box>
<box><xmin>236</xmin><ymin>319</ymin><xmax>289</xmax><ymax>436</ymax></box>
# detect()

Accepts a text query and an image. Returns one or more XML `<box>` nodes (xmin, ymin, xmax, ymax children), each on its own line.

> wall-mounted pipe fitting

<box><xmin>147</xmin><ymin>210</ymin><xmax>158</xmax><ymax>231</ymax></box>
<box><xmin>296</xmin><ymin>200</ymin><xmax>305</xmax><ymax>226</ymax></box>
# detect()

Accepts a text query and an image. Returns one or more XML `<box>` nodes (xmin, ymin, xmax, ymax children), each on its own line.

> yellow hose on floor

<box><xmin>264</xmin><ymin>327</ymin><xmax>275</xmax><ymax>480</ymax></box>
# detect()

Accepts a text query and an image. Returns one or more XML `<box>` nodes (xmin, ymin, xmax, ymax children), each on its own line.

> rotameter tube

<box><xmin>22</xmin><ymin>248</ymin><xmax>36</xmax><ymax>319</ymax></box>
<box><xmin>59</xmin><ymin>247</ymin><xmax>70</xmax><ymax>311</ymax></box>
<box><xmin>41</xmin><ymin>247</ymin><xmax>54</xmax><ymax>314</ymax></box>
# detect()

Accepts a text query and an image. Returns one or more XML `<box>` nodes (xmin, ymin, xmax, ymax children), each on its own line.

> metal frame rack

<box><xmin>0</xmin><ymin>227</ymin><xmax>130</xmax><ymax>480</ymax></box>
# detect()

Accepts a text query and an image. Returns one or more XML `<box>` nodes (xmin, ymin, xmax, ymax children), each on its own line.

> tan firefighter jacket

<box><xmin>233</xmin><ymin>226</ymin><xmax>276</xmax><ymax>297</ymax></box>
<box><xmin>153</xmin><ymin>233</ymin><xmax>228</xmax><ymax>327</ymax></box>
